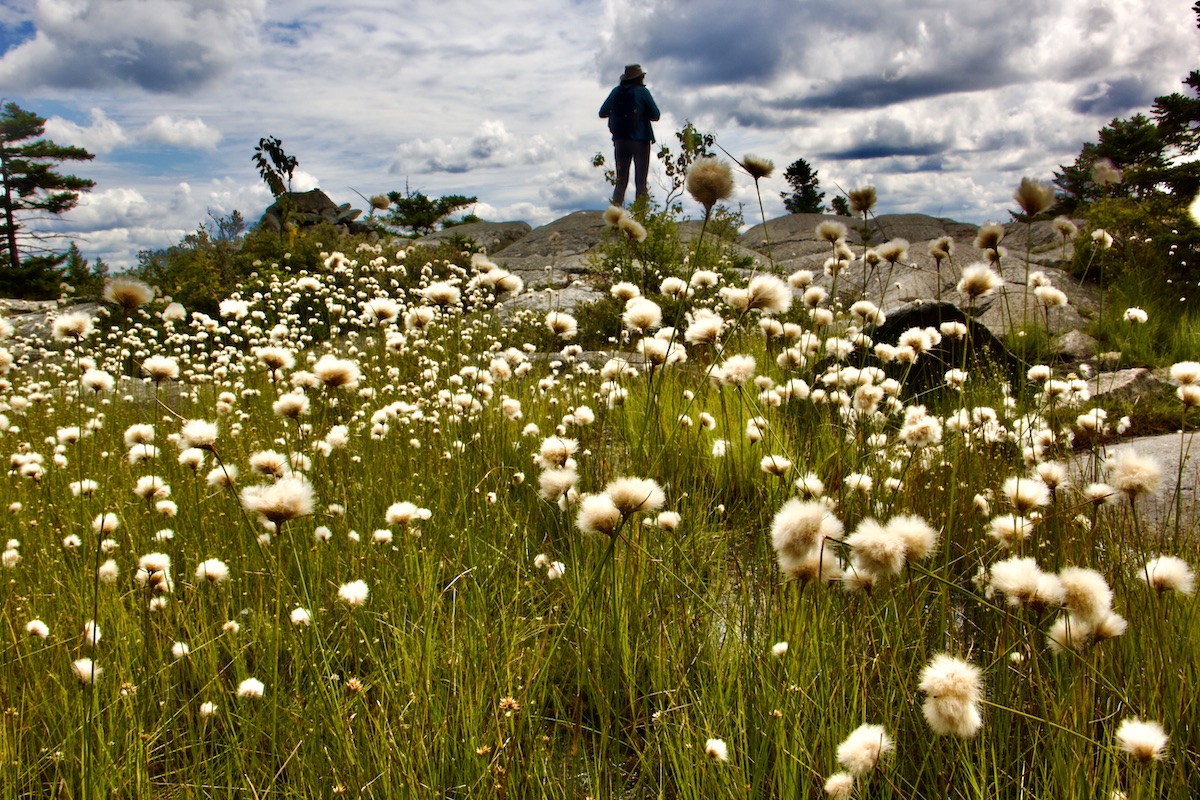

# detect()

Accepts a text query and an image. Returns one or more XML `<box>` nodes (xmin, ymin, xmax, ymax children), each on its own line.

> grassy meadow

<box><xmin>0</xmin><ymin>189</ymin><xmax>1198</xmax><ymax>799</ymax></box>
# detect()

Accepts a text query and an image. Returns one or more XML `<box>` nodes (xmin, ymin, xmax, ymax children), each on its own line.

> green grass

<box><xmin>0</xmin><ymin>230</ymin><xmax>1198</xmax><ymax>799</ymax></box>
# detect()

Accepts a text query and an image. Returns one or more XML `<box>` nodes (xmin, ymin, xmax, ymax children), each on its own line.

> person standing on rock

<box><xmin>599</xmin><ymin>64</ymin><xmax>660</xmax><ymax>208</ymax></box>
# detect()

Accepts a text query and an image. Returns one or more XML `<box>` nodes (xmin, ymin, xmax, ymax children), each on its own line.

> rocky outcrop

<box><xmin>1091</xmin><ymin>367</ymin><xmax>1165</xmax><ymax>398</ymax></box>
<box><xmin>475</xmin><ymin>210</ymin><xmax>1097</xmax><ymax>339</ymax></box>
<box><xmin>733</xmin><ymin>213</ymin><xmax>1096</xmax><ymax>338</ymax></box>
<box><xmin>739</xmin><ymin>212</ymin><xmax>982</xmax><ymax>263</ymax></box>
<box><xmin>0</xmin><ymin>299</ymin><xmax>102</xmax><ymax>359</ymax></box>
<box><xmin>489</xmin><ymin>210</ymin><xmax>775</xmax><ymax>290</ymax></box>
<box><xmin>259</xmin><ymin>189</ymin><xmax>370</xmax><ymax>234</ymax></box>
<box><xmin>492</xmin><ymin>210</ymin><xmax>613</xmax><ymax>287</ymax></box>
<box><xmin>415</xmin><ymin>220</ymin><xmax>532</xmax><ymax>253</ymax></box>
<box><xmin>1052</xmin><ymin>330</ymin><xmax>1099</xmax><ymax>361</ymax></box>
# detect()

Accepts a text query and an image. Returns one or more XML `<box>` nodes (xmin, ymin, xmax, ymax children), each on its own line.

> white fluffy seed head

<box><xmin>1115</xmin><ymin>718</ymin><xmax>1169</xmax><ymax>762</ymax></box>
<box><xmin>836</xmin><ymin>724</ymin><xmax>892</xmax><ymax>776</ymax></box>
<box><xmin>1138</xmin><ymin>555</ymin><xmax>1195</xmax><ymax>596</ymax></box>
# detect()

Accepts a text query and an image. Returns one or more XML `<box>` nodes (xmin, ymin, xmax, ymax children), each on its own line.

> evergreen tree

<box><xmin>1052</xmin><ymin>115</ymin><xmax>1170</xmax><ymax>210</ymax></box>
<box><xmin>62</xmin><ymin>241</ymin><xmax>108</xmax><ymax>298</ymax></box>
<box><xmin>0</xmin><ymin>102</ymin><xmax>95</xmax><ymax>290</ymax></box>
<box><xmin>385</xmin><ymin>186</ymin><xmax>477</xmax><ymax>237</ymax></box>
<box><xmin>1154</xmin><ymin>4</ymin><xmax>1200</xmax><ymax>156</ymax></box>
<box><xmin>781</xmin><ymin>158</ymin><xmax>826</xmax><ymax>214</ymax></box>
<box><xmin>1054</xmin><ymin>3</ymin><xmax>1200</xmax><ymax>210</ymax></box>
<box><xmin>1048</xmin><ymin>1</ymin><xmax>1200</xmax><ymax>296</ymax></box>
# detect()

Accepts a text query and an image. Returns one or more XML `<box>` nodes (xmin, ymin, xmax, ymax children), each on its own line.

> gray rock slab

<box><xmin>1053</xmin><ymin>330</ymin><xmax>1099</xmax><ymax>361</ymax></box>
<box><xmin>502</xmin><ymin>283</ymin><xmax>605</xmax><ymax>316</ymax></box>
<box><xmin>1091</xmin><ymin>368</ymin><xmax>1165</xmax><ymax>398</ymax></box>
<box><xmin>1075</xmin><ymin>432</ymin><xmax>1200</xmax><ymax>539</ymax></box>
<box><xmin>415</xmin><ymin>220</ymin><xmax>532</xmax><ymax>253</ymax></box>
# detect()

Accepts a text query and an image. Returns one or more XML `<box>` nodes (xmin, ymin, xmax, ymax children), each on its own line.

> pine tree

<box><xmin>1054</xmin><ymin>3</ymin><xmax>1200</xmax><ymax>210</ymax></box>
<box><xmin>781</xmin><ymin>158</ymin><xmax>826</xmax><ymax>214</ymax></box>
<box><xmin>385</xmin><ymin>186</ymin><xmax>477</xmax><ymax>236</ymax></box>
<box><xmin>62</xmin><ymin>241</ymin><xmax>108</xmax><ymax>298</ymax></box>
<box><xmin>1052</xmin><ymin>115</ymin><xmax>1169</xmax><ymax>210</ymax></box>
<box><xmin>0</xmin><ymin>102</ymin><xmax>95</xmax><ymax>286</ymax></box>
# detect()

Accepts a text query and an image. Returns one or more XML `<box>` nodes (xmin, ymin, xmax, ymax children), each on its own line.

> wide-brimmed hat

<box><xmin>620</xmin><ymin>64</ymin><xmax>645</xmax><ymax>83</ymax></box>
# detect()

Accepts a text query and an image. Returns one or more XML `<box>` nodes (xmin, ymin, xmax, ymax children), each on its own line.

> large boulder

<box><xmin>491</xmin><ymin>210</ymin><xmax>773</xmax><ymax>289</ymax></box>
<box><xmin>673</xmin><ymin>220</ymin><xmax>771</xmax><ymax>272</ymax></box>
<box><xmin>259</xmin><ymin>189</ymin><xmax>368</xmax><ymax>234</ymax></box>
<box><xmin>493</xmin><ymin>210</ymin><xmax>613</xmax><ymax>287</ymax></box>
<box><xmin>1091</xmin><ymin>367</ymin><xmax>1164</xmax><ymax>399</ymax></box>
<box><xmin>498</xmin><ymin>210</ymin><xmax>610</xmax><ymax>260</ymax></box>
<box><xmin>0</xmin><ymin>299</ymin><xmax>102</xmax><ymax>362</ymax></box>
<box><xmin>502</xmin><ymin>281</ymin><xmax>606</xmax><ymax>316</ymax></box>
<box><xmin>736</xmin><ymin>212</ymin><xmax>1096</xmax><ymax>338</ymax></box>
<box><xmin>1052</xmin><ymin>330</ymin><xmax>1099</xmax><ymax>361</ymax></box>
<box><xmin>872</xmin><ymin>301</ymin><xmax>1022</xmax><ymax>389</ymax></box>
<box><xmin>739</xmin><ymin>212</ymin><xmax>980</xmax><ymax>265</ymax></box>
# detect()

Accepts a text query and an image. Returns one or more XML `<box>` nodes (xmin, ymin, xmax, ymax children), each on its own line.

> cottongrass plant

<box><xmin>722</xmin><ymin>147</ymin><xmax>777</xmax><ymax>267</ymax></box>
<box><xmin>685</xmin><ymin>156</ymin><xmax>734</xmax><ymax>260</ymax></box>
<box><xmin>0</xmin><ymin>229</ymin><xmax>1196</xmax><ymax>799</ymax></box>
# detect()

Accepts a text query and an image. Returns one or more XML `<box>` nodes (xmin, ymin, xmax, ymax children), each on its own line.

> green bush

<box><xmin>133</xmin><ymin>221</ymin><xmax>386</xmax><ymax>316</ymax></box>
<box><xmin>1070</xmin><ymin>197</ymin><xmax>1200</xmax><ymax>301</ymax></box>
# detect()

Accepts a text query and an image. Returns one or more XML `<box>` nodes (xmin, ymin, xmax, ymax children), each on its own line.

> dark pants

<box><xmin>612</xmin><ymin>139</ymin><xmax>652</xmax><ymax>207</ymax></box>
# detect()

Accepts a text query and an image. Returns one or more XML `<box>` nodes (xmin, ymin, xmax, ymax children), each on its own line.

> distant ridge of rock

<box><xmin>452</xmin><ymin>209</ymin><xmax>1092</xmax><ymax>338</ymax></box>
<box><xmin>415</xmin><ymin>220</ymin><xmax>531</xmax><ymax>252</ymax></box>
<box><xmin>262</xmin><ymin>199</ymin><xmax>1089</xmax><ymax>339</ymax></box>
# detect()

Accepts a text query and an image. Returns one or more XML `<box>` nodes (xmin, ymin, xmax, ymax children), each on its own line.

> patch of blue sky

<box><xmin>0</xmin><ymin>20</ymin><xmax>34</xmax><ymax>54</ymax></box>
<box><xmin>4</xmin><ymin>95</ymin><xmax>79</xmax><ymax>120</ymax></box>
<box><xmin>105</xmin><ymin>147</ymin><xmax>222</xmax><ymax>179</ymax></box>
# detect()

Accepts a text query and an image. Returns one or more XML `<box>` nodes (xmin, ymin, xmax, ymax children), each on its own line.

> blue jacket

<box><xmin>599</xmin><ymin>84</ymin><xmax>660</xmax><ymax>142</ymax></box>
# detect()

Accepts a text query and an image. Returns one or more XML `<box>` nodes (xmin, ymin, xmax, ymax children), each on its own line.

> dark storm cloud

<box><xmin>794</xmin><ymin>65</ymin><xmax>1020</xmax><ymax>112</ymax></box>
<box><xmin>0</xmin><ymin>0</ymin><xmax>264</xmax><ymax>93</ymax></box>
<box><xmin>1071</xmin><ymin>77</ymin><xmax>1157</xmax><ymax>116</ymax></box>
<box><xmin>596</xmin><ymin>0</ymin><xmax>795</xmax><ymax>87</ymax></box>
<box><xmin>823</xmin><ymin>139</ymin><xmax>948</xmax><ymax>160</ymax></box>
<box><xmin>819</xmin><ymin>116</ymin><xmax>953</xmax><ymax>161</ymax></box>
<box><xmin>598</xmin><ymin>0</ymin><xmax>1173</xmax><ymax>132</ymax></box>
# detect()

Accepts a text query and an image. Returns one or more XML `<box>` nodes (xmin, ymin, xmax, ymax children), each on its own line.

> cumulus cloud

<box><xmin>539</xmin><ymin>165</ymin><xmax>610</xmax><ymax>211</ymax></box>
<box><xmin>51</xmin><ymin>188</ymin><xmax>155</xmax><ymax>232</ymax></box>
<box><xmin>392</xmin><ymin>120</ymin><xmax>558</xmax><ymax>174</ymax></box>
<box><xmin>197</xmin><ymin>179</ymin><xmax>274</xmax><ymax>220</ymax></box>
<box><xmin>44</xmin><ymin>108</ymin><xmax>127</xmax><ymax>154</ymax></box>
<box><xmin>288</xmin><ymin>170</ymin><xmax>321</xmax><ymax>193</ymax></box>
<box><xmin>0</xmin><ymin>0</ymin><xmax>265</xmax><ymax>92</ymax></box>
<box><xmin>45</xmin><ymin>109</ymin><xmax>222</xmax><ymax>153</ymax></box>
<box><xmin>472</xmin><ymin>200</ymin><xmax>548</xmax><ymax>227</ymax></box>
<box><xmin>72</xmin><ymin>226</ymin><xmax>188</xmax><ymax>268</ymax></box>
<box><xmin>46</xmin><ymin>178</ymin><xmax>279</xmax><ymax>267</ymax></box>
<box><xmin>140</xmin><ymin>116</ymin><xmax>222</xmax><ymax>149</ymax></box>
<box><xmin>4</xmin><ymin>0</ymin><xmax>1198</xmax><ymax>269</ymax></box>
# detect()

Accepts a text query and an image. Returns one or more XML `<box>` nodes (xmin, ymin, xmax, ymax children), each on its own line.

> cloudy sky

<box><xmin>1</xmin><ymin>0</ymin><xmax>1197</xmax><ymax>269</ymax></box>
